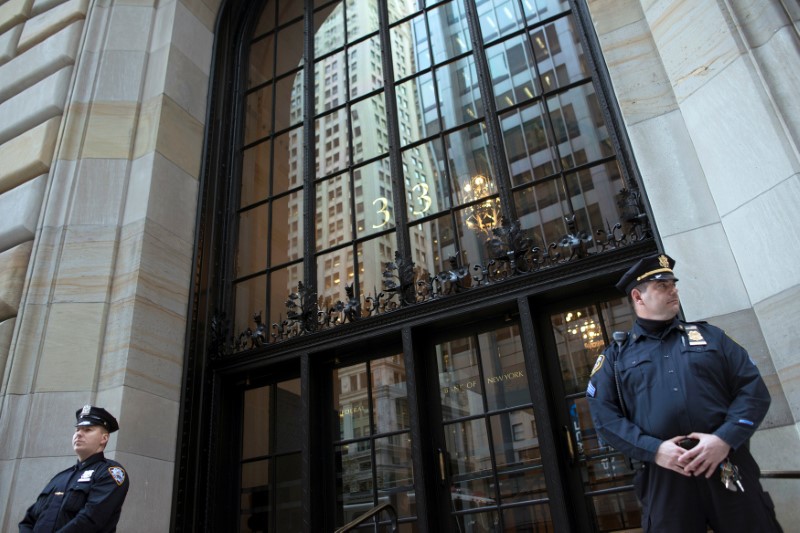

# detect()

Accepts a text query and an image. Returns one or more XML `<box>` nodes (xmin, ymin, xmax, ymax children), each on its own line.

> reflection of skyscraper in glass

<box><xmin>284</xmin><ymin>0</ymin><xmax>443</xmax><ymax>309</ymax></box>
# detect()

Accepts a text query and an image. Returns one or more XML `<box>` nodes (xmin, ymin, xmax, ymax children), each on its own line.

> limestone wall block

<box><xmin>0</xmin><ymin>66</ymin><xmax>72</xmax><ymax>146</ymax></box>
<box><xmin>0</xmin><ymin>241</ymin><xmax>34</xmax><ymax>321</ymax></box>
<box><xmin>0</xmin><ymin>0</ymin><xmax>33</xmax><ymax>35</ymax></box>
<box><xmin>0</xmin><ymin>318</ymin><xmax>16</xmax><ymax>395</ymax></box>
<box><xmin>0</xmin><ymin>25</ymin><xmax>23</xmax><ymax>65</ymax></box>
<box><xmin>34</xmin><ymin>301</ymin><xmax>105</xmax><ymax>392</ymax></box>
<box><xmin>18</xmin><ymin>0</ymin><xmax>88</xmax><ymax>53</ymax></box>
<box><xmin>0</xmin><ymin>21</ymin><xmax>81</xmax><ymax>102</ymax></box>
<box><xmin>0</xmin><ymin>117</ymin><xmax>59</xmax><ymax>195</ymax></box>
<box><xmin>0</xmin><ymin>174</ymin><xmax>46</xmax><ymax>253</ymax></box>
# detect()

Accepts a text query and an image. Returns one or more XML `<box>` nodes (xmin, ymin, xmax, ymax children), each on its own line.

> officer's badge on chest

<box><xmin>685</xmin><ymin>325</ymin><xmax>707</xmax><ymax>346</ymax></box>
<box><xmin>78</xmin><ymin>470</ymin><xmax>94</xmax><ymax>482</ymax></box>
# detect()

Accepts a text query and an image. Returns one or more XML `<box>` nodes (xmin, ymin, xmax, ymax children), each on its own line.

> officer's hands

<box><xmin>654</xmin><ymin>437</ymin><xmax>692</xmax><ymax>476</ymax></box>
<box><xmin>678</xmin><ymin>432</ymin><xmax>731</xmax><ymax>478</ymax></box>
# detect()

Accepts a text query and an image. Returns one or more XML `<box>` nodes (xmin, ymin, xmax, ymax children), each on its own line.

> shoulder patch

<box><xmin>108</xmin><ymin>466</ymin><xmax>126</xmax><ymax>486</ymax></box>
<box><xmin>590</xmin><ymin>354</ymin><xmax>605</xmax><ymax>377</ymax></box>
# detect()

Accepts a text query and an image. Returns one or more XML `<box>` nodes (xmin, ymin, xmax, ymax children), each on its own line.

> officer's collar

<box><xmin>631</xmin><ymin>317</ymin><xmax>681</xmax><ymax>341</ymax></box>
<box><xmin>77</xmin><ymin>451</ymin><xmax>106</xmax><ymax>469</ymax></box>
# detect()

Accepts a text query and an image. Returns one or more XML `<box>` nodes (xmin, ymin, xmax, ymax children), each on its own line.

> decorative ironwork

<box><xmin>383</xmin><ymin>251</ymin><xmax>417</xmax><ymax>306</ymax></box>
<box><xmin>596</xmin><ymin>188</ymin><xmax>653</xmax><ymax>250</ymax></box>
<box><xmin>225</xmin><ymin>195</ymin><xmax>652</xmax><ymax>353</ymax></box>
<box><xmin>210</xmin><ymin>311</ymin><xmax>230</xmax><ymax>358</ymax></box>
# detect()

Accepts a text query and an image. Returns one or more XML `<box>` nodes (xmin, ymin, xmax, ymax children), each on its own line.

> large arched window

<box><xmin>224</xmin><ymin>0</ymin><xmax>649</xmax><ymax>350</ymax></box>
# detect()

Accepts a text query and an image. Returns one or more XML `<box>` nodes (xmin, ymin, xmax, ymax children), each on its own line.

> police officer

<box><xmin>19</xmin><ymin>405</ymin><xmax>130</xmax><ymax>532</ymax></box>
<box><xmin>586</xmin><ymin>253</ymin><xmax>782</xmax><ymax>532</ymax></box>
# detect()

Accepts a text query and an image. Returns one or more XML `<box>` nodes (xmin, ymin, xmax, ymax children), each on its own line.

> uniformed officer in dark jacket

<box><xmin>19</xmin><ymin>405</ymin><xmax>130</xmax><ymax>532</ymax></box>
<box><xmin>586</xmin><ymin>253</ymin><xmax>782</xmax><ymax>532</ymax></box>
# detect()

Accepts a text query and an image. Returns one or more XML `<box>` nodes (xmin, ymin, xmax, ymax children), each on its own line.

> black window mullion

<box><xmin>377</xmin><ymin>0</ymin><xmax>413</xmax><ymax>274</ymax></box>
<box><xmin>462</xmin><ymin>0</ymin><xmax>517</xmax><ymax>222</ymax></box>
<box><xmin>303</xmin><ymin>0</ymin><xmax>318</xmax><ymax>297</ymax></box>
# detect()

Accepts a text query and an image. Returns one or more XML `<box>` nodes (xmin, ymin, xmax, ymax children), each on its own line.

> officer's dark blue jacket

<box><xmin>586</xmin><ymin>318</ymin><xmax>771</xmax><ymax>463</ymax></box>
<box><xmin>19</xmin><ymin>451</ymin><xmax>129</xmax><ymax>532</ymax></box>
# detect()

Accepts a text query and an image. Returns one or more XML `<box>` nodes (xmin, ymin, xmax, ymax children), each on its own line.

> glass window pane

<box><xmin>389</xmin><ymin>0</ymin><xmax>423</xmax><ymax>23</ymax></box>
<box><xmin>490</xmin><ymin>408</ymin><xmax>541</xmax><ymax>471</ymax></box>
<box><xmin>428</xmin><ymin>0</ymin><xmax>472</xmax><ymax>64</ymax></box>
<box><xmin>477</xmin><ymin>0</ymin><xmax>522</xmax><ymax>43</ymax></box>
<box><xmin>453</xmin><ymin>510</ymin><xmax>499</xmax><ymax>530</ymax></box>
<box><xmin>455</xmin><ymin>202</ymin><xmax>500</xmax><ymax>265</ymax></box>
<box><xmin>500</xmin><ymin>101</ymin><xmax>557</xmax><ymax>187</ymax></box>
<box><xmin>445</xmin><ymin>418</ymin><xmax>494</xmax><ymax>510</ymax></box>
<box><xmin>249</xmin><ymin>34</ymin><xmax>275</xmax><ymax>89</ymax></box>
<box><xmin>592</xmin><ymin>491</ymin><xmax>642</xmax><ymax>532</ymax></box>
<box><xmin>522</xmin><ymin>0</ymin><xmax>570</xmax><ymax>26</ymax></box>
<box><xmin>237</xmin><ymin>204</ymin><xmax>268</xmax><ymax>277</ymax></box>
<box><xmin>355</xmin><ymin>159</ymin><xmax>394</xmax><ymax>237</ymax></box>
<box><xmin>437</xmin><ymin>336</ymin><xmax>484</xmax><ymax>420</ymax></box>
<box><xmin>254</xmin><ymin>0</ymin><xmax>275</xmax><ymax>36</ymax></box>
<box><xmin>357</xmin><ymin>232</ymin><xmax>396</xmax><ymax>304</ymax></box>
<box><xmin>374</xmin><ymin>433</ymin><xmax>413</xmax><ymax>489</ymax></box>
<box><xmin>241</xmin><ymin>140</ymin><xmax>271</xmax><ymax>207</ymax></box>
<box><xmin>270</xmin><ymin>190</ymin><xmax>304</xmax><ymax>265</ymax></box>
<box><xmin>234</xmin><ymin>276</ymin><xmax>266</xmax><ymax>345</ymax></box>
<box><xmin>274</xmin><ymin>453</ymin><xmax>303</xmax><ymax>530</ymax></box>
<box><xmin>334</xmin><ymin>363</ymin><xmax>370</xmax><ymax>441</ymax></box>
<box><xmin>315</xmin><ymin>3</ymin><xmax>345</xmax><ymax>56</ymax></box>
<box><xmin>274</xmin><ymin>379</ymin><xmax>302</xmax><ymax>454</ymax></box>
<box><xmin>403</xmin><ymin>141</ymin><xmax>449</xmax><ymax>221</ymax></box>
<box><xmin>409</xmin><ymin>213</ymin><xmax>457</xmax><ymax>280</ymax></box>
<box><xmin>487</xmin><ymin>35</ymin><xmax>539</xmax><ymax>111</ymax></box>
<box><xmin>335</xmin><ymin>442</ymin><xmax>374</xmax><ymax>525</ymax></box>
<box><xmin>278</xmin><ymin>0</ymin><xmax>303</xmax><ymax>24</ymax></box>
<box><xmin>242</xmin><ymin>386</ymin><xmax>270</xmax><ymax>460</ymax></box>
<box><xmin>435</xmin><ymin>55</ymin><xmax>483</xmax><ymax>130</ymax></box>
<box><xmin>391</xmin><ymin>14</ymin><xmax>428</xmax><ymax>80</ymax></box>
<box><xmin>513</xmin><ymin>177</ymin><xmax>569</xmax><ymax>247</ymax></box>
<box><xmin>315</xmin><ymin>51</ymin><xmax>345</xmax><ymax>115</ymax></box>
<box><xmin>244</xmin><ymin>84</ymin><xmax>273</xmax><ymax>146</ymax></box>
<box><xmin>316</xmin><ymin>109</ymin><xmax>350</xmax><ymax>176</ymax></box>
<box><xmin>274</xmin><ymin>72</ymin><xmax>304</xmax><ymax>132</ymax></box>
<box><xmin>241</xmin><ymin>459</ymin><xmax>270</xmax><ymax>529</ymax></box>
<box><xmin>349</xmin><ymin>35</ymin><xmax>384</xmax><ymax>98</ymax></box>
<box><xmin>371</xmin><ymin>354</ymin><xmax>409</xmax><ymax>433</ymax></box>
<box><xmin>346</xmin><ymin>0</ymin><xmax>379</xmax><ymax>42</ymax></box>
<box><xmin>351</xmin><ymin>94</ymin><xmax>388</xmax><ymax>163</ymax></box>
<box><xmin>547</xmin><ymin>83</ymin><xmax>613</xmax><ymax>171</ymax></box>
<box><xmin>317</xmin><ymin>247</ymin><xmax>353</xmax><ymax>310</ymax></box>
<box><xmin>396</xmin><ymin>72</ymin><xmax>439</xmax><ymax>145</ymax></box>
<box><xmin>269</xmin><ymin>264</ymin><xmax>302</xmax><ymax>333</ymax></box>
<box><xmin>276</xmin><ymin>20</ymin><xmax>304</xmax><ymax>76</ymax></box>
<box><xmin>316</xmin><ymin>174</ymin><xmax>352</xmax><ymax>251</ymax></box>
<box><xmin>502</xmin><ymin>504</ymin><xmax>553</xmax><ymax>531</ymax></box>
<box><xmin>444</xmin><ymin>124</ymin><xmax>493</xmax><ymax>206</ymax></box>
<box><xmin>272</xmin><ymin>126</ymin><xmax>304</xmax><ymax>196</ymax></box>
<box><xmin>479</xmin><ymin>324</ymin><xmax>530</xmax><ymax>410</ymax></box>
<box><xmin>531</xmin><ymin>16</ymin><xmax>590</xmax><ymax>90</ymax></box>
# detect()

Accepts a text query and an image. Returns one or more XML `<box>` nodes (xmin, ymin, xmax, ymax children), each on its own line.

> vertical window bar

<box><xmin>303</xmin><ymin>0</ymin><xmax>318</xmax><ymax>296</ymax></box>
<box><xmin>377</xmin><ymin>0</ymin><xmax>413</xmax><ymax>275</ymax></box>
<box><xmin>461</xmin><ymin>0</ymin><xmax>518</xmax><ymax>222</ymax></box>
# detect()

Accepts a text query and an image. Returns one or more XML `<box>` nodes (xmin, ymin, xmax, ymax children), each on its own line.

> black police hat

<box><xmin>75</xmin><ymin>405</ymin><xmax>120</xmax><ymax>433</ymax></box>
<box><xmin>616</xmin><ymin>253</ymin><xmax>679</xmax><ymax>294</ymax></box>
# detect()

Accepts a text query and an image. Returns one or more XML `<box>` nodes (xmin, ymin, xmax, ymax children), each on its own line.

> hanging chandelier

<box><xmin>463</xmin><ymin>174</ymin><xmax>501</xmax><ymax>235</ymax></box>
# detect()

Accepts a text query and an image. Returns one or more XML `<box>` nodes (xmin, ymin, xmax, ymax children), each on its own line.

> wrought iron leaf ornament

<box><xmin>226</xmin><ymin>189</ymin><xmax>653</xmax><ymax>352</ymax></box>
<box><xmin>383</xmin><ymin>251</ymin><xmax>417</xmax><ymax>306</ymax></box>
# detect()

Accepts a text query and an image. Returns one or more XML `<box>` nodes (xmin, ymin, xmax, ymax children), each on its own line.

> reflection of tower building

<box><xmin>285</xmin><ymin>0</ymin><xmax>442</xmax><ymax>307</ymax></box>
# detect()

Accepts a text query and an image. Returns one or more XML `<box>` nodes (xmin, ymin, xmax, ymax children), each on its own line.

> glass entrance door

<box><xmin>548</xmin><ymin>297</ymin><xmax>643</xmax><ymax>532</ymax></box>
<box><xmin>324</xmin><ymin>296</ymin><xmax>645</xmax><ymax>532</ymax></box>
<box><xmin>433</xmin><ymin>323</ymin><xmax>552</xmax><ymax>531</ymax></box>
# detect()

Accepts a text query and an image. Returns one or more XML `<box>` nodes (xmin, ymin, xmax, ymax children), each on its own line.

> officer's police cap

<box><xmin>616</xmin><ymin>253</ymin><xmax>679</xmax><ymax>294</ymax></box>
<box><xmin>75</xmin><ymin>405</ymin><xmax>119</xmax><ymax>433</ymax></box>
